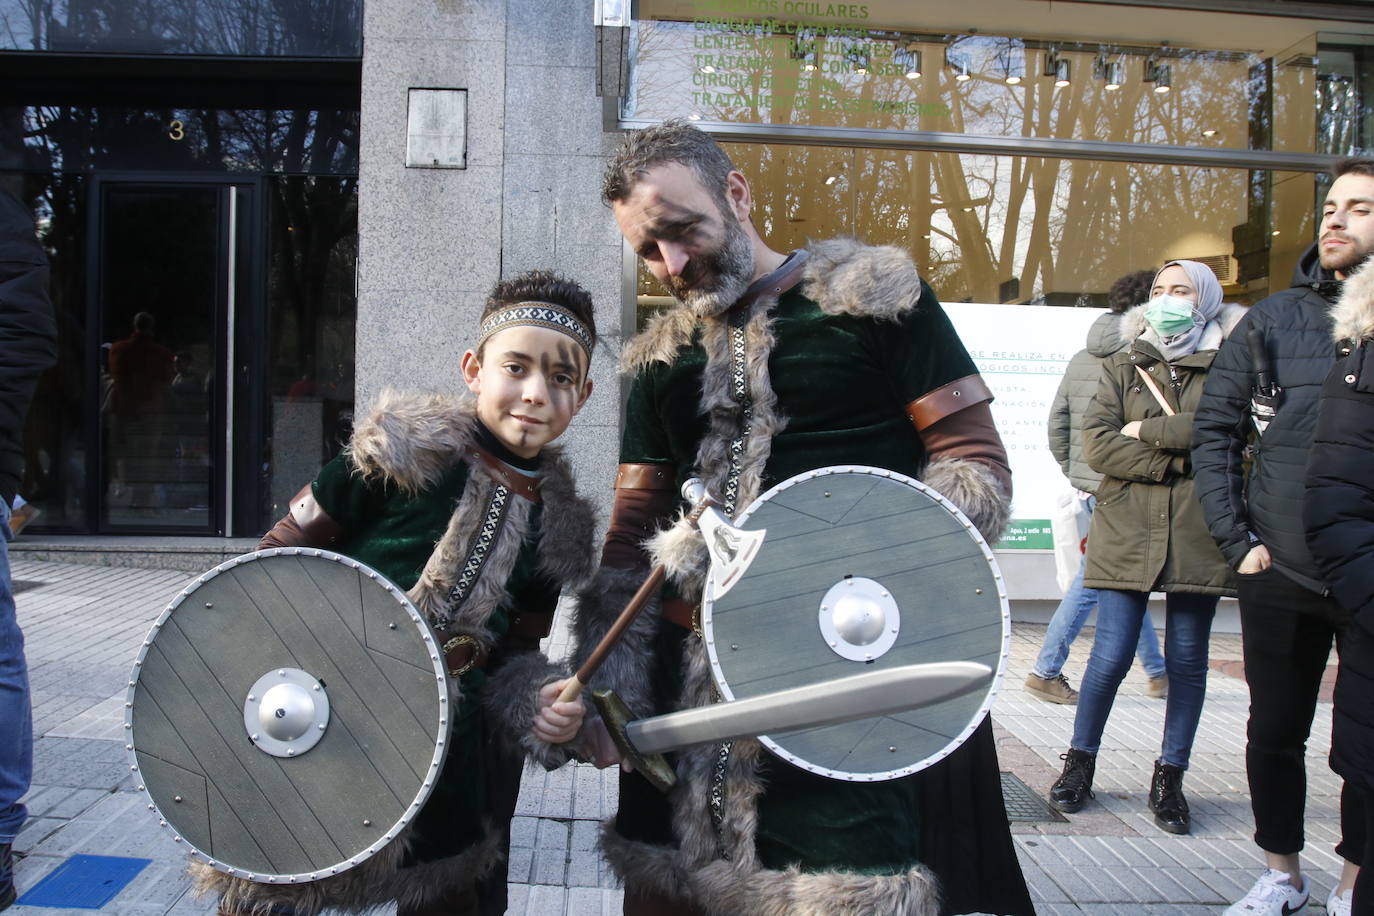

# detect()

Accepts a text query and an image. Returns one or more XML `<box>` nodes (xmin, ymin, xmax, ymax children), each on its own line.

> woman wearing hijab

<box><xmin>1047</xmin><ymin>260</ymin><xmax>1245</xmax><ymax>834</ymax></box>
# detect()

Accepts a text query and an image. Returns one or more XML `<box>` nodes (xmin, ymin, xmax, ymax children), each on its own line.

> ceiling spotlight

<box><xmin>1044</xmin><ymin>51</ymin><xmax>1071</xmax><ymax>87</ymax></box>
<box><xmin>1006</xmin><ymin>74</ymin><xmax>1022</xmax><ymax>85</ymax></box>
<box><xmin>999</xmin><ymin>39</ymin><xmax>1025</xmax><ymax>85</ymax></box>
<box><xmin>1146</xmin><ymin>58</ymin><xmax>1171</xmax><ymax>93</ymax></box>
<box><xmin>948</xmin><ymin>49</ymin><xmax>971</xmax><ymax>82</ymax></box>
<box><xmin>699</xmin><ymin>65</ymin><xmax>716</xmax><ymax>74</ymax></box>
<box><xmin>1105</xmin><ymin>61</ymin><xmax>1123</xmax><ymax>91</ymax></box>
<box><xmin>1202</xmin><ymin>127</ymin><xmax>1218</xmax><ymax>137</ymax></box>
<box><xmin>687</xmin><ymin>113</ymin><xmax>702</xmax><ymax>121</ymax></box>
<box><xmin>1272</xmin><ymin>229</ymin><xmax>1281</xmax><ymax>236</ymax></box>
<box><xmin>896</xmin><ymin>47</ymin><xmax>922</xmax><ymax>79</ymax></box>
<box><xmin>824</xmin><ymin>174</ymin><xmax>838</xmax><ymax>186</ymax></box>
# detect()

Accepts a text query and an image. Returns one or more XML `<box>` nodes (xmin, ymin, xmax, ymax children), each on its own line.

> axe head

<box><xmin>696</xmin><ymin>505</ymin><xmax>765</xmax><ymax>599</ymax></box>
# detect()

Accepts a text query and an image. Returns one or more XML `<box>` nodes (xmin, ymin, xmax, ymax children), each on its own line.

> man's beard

<box><xmin>665</xmin><ymin>215</ymin><xmax>754</xmax><ymax>318</ymax></box>
<box><xmin>1319</xmin><ymin>232</ymin><xmax>1374</xmax><ymax>274</ymax></box>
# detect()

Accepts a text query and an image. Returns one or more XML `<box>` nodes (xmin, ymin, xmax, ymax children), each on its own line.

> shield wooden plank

<box><xmin>703</xmin><ymin>466</ymin><xmax>1008</xmax><ymax>781</ymax></box>
<box><xmin>126</xmin><ymin>549</ymin><xmax>449</xmax><ymax>883</ymax></box>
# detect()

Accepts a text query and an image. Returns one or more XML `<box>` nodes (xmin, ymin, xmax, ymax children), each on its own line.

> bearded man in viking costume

<box><xmin>574</xmin><ymin>121</ymin><xmax>1035</xmax><ymax>916</ymax></box>
<box><xmin>199</xmin><ymin>271</ymin><xmax>601</xmax><ymax>916</ymax></box>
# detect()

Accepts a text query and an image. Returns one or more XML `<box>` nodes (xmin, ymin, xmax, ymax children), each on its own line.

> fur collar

<box><xmin>620</xmin><ymin>238</ymin><xmax>922</xmax><ymax>374</ymax></box>
<box><xmin>1124</xmin><ymin>301</ymin><xmax>1249</xmax><ymax>356</ymax></box>
<box><xmin>1332</xmin><ymin>257</ymin><xmax>1374</xmax><ymax>343</ymax></box>
<box><xmin>349</xmin><ymin>390</ymin><xmax>481</xmax><ymax>495</ymax></box>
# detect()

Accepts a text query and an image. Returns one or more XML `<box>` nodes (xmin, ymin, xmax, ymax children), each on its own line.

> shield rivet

<box><xmin>730</xmin><ymin>644</ymin><xmax>739</xmax><ymax>651</ymax></box>
<box><xmin>975</xmin><ymin>588</ymin><xmax>983</xmax><ymax>594</ymax></box>
<box><xmin>174</xmin><ymin>796</ymin><xmax>183</xmax><ymax>803</ymax></box>
<box><xmin>363</xmin><ymin>819</ymin><xmax>372</xmax><ymax>827</ymax></box>
<box><xmin>248</xmin><ymin>694</ymin><xmax>256</xmax><ymax>701</ymax></box>
<box><xmin>125</xmin><ymin>744</ymin><xmax>132</xmax><ymax>751</ymax></box>
<box><xmin>389</xmin><ymin>622</ymin><xmax>397</xmax><ymax>629</ymax></box>
<box><xmin>148</xmin><ymin>804</ymin><xmax>155</xmax><ymax>810</ymax></box>
<box><xmin>205</xmin><ymin>602</ymin><xmax>213</xmax><ymax>608</ymax></box>
<box><xmin>823</xmin><ymin>492</ymin><xmax>831</xmax><ymax>498</ymax></box>
<box><xmin>889</xmin><ymin>746</ymin><xmax>897</xmax><ymax>752</ymax></box>
<box><xmin>287</xmin><ymin>748</ymin><xmax>296</xmax><ymax>756</ymax></box>
<box><xmin>278</xmin><ymin>670</ymin><xmax>286</xmax><ymax>677</ymax></box>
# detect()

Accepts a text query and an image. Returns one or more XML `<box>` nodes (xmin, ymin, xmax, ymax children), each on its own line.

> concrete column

<box><xmin>357</xmin><ymin>0</ymin><xmax>624</xmax><ymax>519</ymax></box>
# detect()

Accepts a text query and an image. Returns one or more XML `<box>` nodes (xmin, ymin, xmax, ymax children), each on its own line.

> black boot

<box><xmin>1149</xmin><ymin>760</ymin><xmax>1190</xmax><ymax>834</ymax></box>
<box><xmin>1</xmin><ymin>843</ymin><xmax>15</xmax><ymax>912</ymax></box>
<box><xmin>1048</xmin><ymin>749</ymin><xmax>1096</xmax><ymax>813</ymax></box>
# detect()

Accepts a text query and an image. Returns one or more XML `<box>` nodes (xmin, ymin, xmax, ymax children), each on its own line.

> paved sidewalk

<box><xmin>5</xmin><ymin>557</ymin><xmax>1345</xmax><ymax>914</ymax></box>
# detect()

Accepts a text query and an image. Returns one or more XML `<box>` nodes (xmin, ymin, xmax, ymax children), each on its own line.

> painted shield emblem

<box><xmin>125</xmin><ymin>548</ymin><xmax>449</xmax><ymax>883</ymax></box>
<box><xmin>702</xmin><ymin>465</ymin><xmax>1009</xmax><ymax>781</ymax></box>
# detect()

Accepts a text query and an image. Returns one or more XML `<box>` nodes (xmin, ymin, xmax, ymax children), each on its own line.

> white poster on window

<box><xmin>944</xmin><ymin>303</ymin><xmax>1106</xmax><ymax>549</ymax></box>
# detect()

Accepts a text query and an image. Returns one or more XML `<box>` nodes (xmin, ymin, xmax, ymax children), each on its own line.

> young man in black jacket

<box><xmin>0</xmin><ymin>186</ymin><xmax>58</xmax><ymax>910</ymax></box>
<box><xmin>1193</xmin><ymin>158</ymin><xmax>1374</xmax><ymax>916</ymax></box>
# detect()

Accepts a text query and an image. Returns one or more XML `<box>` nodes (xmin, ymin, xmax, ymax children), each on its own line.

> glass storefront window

<box><xmin>0</xmin><ymin>0</ymin><xmax>361</xmax><ymax>57</ymax></box>
<box><xmin>626</xmin><ymin>20</ymin><xmax>1292</xmax><ymax>153</ymax></box>
<box><xmin>632</xmin><ymin>142</ymin><xmax>1319</xmax><ymax>324</ymax></box>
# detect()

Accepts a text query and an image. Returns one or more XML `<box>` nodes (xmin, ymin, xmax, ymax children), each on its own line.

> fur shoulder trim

<box><xmin>1333</xmin><ymin>257</ymin><xmax>1374</xmax><ymax>343</ymax></box>
<box><xmin>348</xmin><ymin>390</ymin><xmax>475</xmax><ymax>494</ymax></box>
<box><xmin>802</xmin><ymin>237</ymin><xmax>922</xmax><ymax>321</ymax></box>
<box><xmin>621</xmin><ymin>305</ymin><xmax>699</xmax><ymax>374</ymax></box>
<box><xmin>534</xmin><ymin>444</ymin><xmax>599</xmax><ymax>587</ymax></box>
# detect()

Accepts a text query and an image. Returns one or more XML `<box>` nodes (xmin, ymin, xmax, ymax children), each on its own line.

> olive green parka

<box><xmin>1082</xmin><ymin>305</ymin><xmax>1244</xmax><ymax>597</ymax></box>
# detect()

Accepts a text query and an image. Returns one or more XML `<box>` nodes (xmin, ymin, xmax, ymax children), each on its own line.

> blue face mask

<box><xmin>1143</xmin><ymin>294</ymin><xmax>1198</xmax><ymax>337</ymax></box>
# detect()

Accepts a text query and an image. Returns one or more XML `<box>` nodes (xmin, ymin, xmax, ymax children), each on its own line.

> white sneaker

<box><xmin>1326</xmin><ymin>888</ymin><xmax>1353</xmax><ymax>916</ymax></box>
<box><xmin>1224</xmin><ymin>870</ymin><xmax>1309</xmax><ymax>915</ymax></box>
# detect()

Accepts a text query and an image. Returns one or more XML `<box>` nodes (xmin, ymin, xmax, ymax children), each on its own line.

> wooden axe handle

<box><xmin>557</xmin><ymin>564</ymin><xmax>668</xmax><ymax>704</ymax></box>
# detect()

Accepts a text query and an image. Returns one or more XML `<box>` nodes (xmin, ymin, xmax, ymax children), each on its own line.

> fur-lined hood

<box><xmin>621</xmin><ymin>238</ymin><xmax>922</xmax><ymax>374</ymax></box>
<box><xmin>1333</xmin><ymin>256</ymin><xmax>1374</xmax><ymax>343</ymax></box>
<box><xmin>1121</xmin><ymin>300</ymin><xmax>1249</xmax><ymax>356</ymax></box>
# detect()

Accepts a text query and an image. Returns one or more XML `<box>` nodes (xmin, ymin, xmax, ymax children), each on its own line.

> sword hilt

<box><xmin>591</xmin><ymin>688</ymin><xmax>676</xmax><ymax>793</ymax></box>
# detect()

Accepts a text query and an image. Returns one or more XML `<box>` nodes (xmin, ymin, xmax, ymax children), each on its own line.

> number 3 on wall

<box><xmin>167</xmin><ymin>119</ymin><xmax>185</xmax><ymax>141</ymax></box>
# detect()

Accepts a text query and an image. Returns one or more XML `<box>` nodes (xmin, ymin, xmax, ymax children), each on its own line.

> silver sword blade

<box><xmin>626</xmin><ymin>661</ymin><xmax>992</xmax><ymax>756</ymax></box>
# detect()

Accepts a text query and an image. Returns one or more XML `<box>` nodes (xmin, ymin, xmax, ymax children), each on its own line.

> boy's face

<box><xmin>461</xmin><ymin>324</ymin><xmax>592</xmax><ymax>458</ymax></box>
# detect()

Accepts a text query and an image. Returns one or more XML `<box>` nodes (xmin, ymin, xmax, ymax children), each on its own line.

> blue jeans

<box><xmin>1032</xmin><ymin>497</ymin><xmax>1166</xmax><ymax>680</ymax></box>
<box><xmin>0</xmin><ymin>499</ymin><xmax>31</xmax><ymax>843</ymax></box>
<box><xmin>1070</xmin><ymin>589</ymin><xmax>1217</xmax><ymax>769</ymax></box>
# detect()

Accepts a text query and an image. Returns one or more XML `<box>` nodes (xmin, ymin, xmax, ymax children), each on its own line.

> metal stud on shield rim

<box><xmin>701</xmin><ymin>465</ymin><xmax>1010</xmax><ymax>782</ymax></box>
<box><xmin>125</xmin><ymin>548</ymin><xmax>450</xmax><ymax>883</ymax></box>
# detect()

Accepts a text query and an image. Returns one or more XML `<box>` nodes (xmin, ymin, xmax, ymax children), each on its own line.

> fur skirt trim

<box><xmin>191</xmin><ymin>827</ymin><xmax>502</xmax><ymax>915</ymax></box>
<box><xmin>922</xmin><ymin>456</ymin><xmax>1012</xmax><ymax>545</ymax></box>
<box><xmin>599</xmin><ymin>823</ymin><xmax>941</xmax><ymax>916</ymax></box>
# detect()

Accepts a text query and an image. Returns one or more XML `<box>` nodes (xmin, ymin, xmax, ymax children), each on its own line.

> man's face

<box><xmin>612</xmin><ymin>162</ymin><xmax>755</xmax><ymax>317</ymax></box>
<box><xmin>460</xmin><ymin>325</ymin><xmax>592</xmax><ymax>458</ymax></box>
<box><xmin>1320</xmin><ymin>172</ymin><xmax>1374</xmax><ymax>276</ymax></box>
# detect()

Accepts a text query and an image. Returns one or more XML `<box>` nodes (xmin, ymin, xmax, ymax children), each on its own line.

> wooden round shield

<box><xmin>702</xmin><ymin>465</ymin><xmax>1009</xmax><ymax>782</ymax></box>
<box><xmin>125</xmin><ymin>548</ymin><xmax>450</xmax><ymax>883</ymax></box>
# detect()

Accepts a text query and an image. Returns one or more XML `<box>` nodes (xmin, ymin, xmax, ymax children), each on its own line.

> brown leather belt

<box><xmin>662</xmin><ymin>597</ymin><xmax>697</xmax><ymax>632</ymax></box>
<box><xmin>435</xmin><ymin>608</ymin><xmax>554</xmax><ymax>677</ymax></box>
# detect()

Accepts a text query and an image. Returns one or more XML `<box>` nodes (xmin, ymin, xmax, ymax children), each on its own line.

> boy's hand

<box><xmin>532</xmin><ymin>679</ymin><xmax>586</xmax><ymax>744</ymax></box>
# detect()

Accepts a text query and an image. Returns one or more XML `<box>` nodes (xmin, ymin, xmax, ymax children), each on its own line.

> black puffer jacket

<box><xmin>1303</xmin><ymin>257</ymin><xmax>1374</xmax><ymax>791</ymax></box>
<box><xmin>0</xmin><ymin>188</ymin><xmax>57</xmax><ymax>507</ymax></box>
<box><xmin>1192</xmin><ymin>244</ymin><xmax>1339</xmax><ymax>593</ymax></box>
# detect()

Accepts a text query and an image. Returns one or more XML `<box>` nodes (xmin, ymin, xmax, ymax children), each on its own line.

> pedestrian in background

<box><xmin>1048</xmin><ymin>260</ymin><xmax>1243</xmax><ymax>836</ymax></box>
<box><xmin>1302</xmin><ymin>257</ymin><xmax>1374</xmax><ymax>916</ymax></box>
<box><xmin>1027</xmin><ymin>268</ymin><xmax>1169</xmax><ymax>705</ymax></box>
<box><xmin>1195</xmin><ymin>159</ymin><xmax>1374</xmax><ymax>916</ymax></box>
<box><xmin>0</xmin><ymin>185</ymin><xmax>59</xmax><ymax>910</ymax></box>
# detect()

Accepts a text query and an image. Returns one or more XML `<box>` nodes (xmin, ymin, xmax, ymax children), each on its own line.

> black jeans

<box><xmin>1238</xmin><ymin>567</ymin><xmax>1351</xmax><ymax>856</ymax></box>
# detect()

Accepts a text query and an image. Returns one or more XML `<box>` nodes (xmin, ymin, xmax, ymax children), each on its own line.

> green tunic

<box><xmin>313</xmin><ymin>452</ymin><xmax>553</xmax><ymax>862</ymax></box>
<box><xmin>618</xmin><ymin>280</ymin><xmax>977</xmax><ymax>871</ymax></box>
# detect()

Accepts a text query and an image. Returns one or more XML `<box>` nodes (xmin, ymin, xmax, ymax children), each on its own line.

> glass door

<box><xmin>91</xmin><ymin>178</ymin><xmax>254</xmax><ymax>533</ymax></box>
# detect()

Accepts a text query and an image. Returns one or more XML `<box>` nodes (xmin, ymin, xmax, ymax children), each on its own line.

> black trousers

<box><xmin>1238</xmin><ymin>567</ymin><xmax>1354</xmax><ymax>856</ymax></box>
<box><xmin>1355</xmin><ymin>785</ymin><xmax>1374</xmax><ymax>914</ymax></box>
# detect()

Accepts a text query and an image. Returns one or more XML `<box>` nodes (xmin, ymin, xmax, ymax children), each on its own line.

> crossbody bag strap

<box><xmin>1134</xmin><ymin>366</ymin><xmax>1176</xmax><ymax>417</ymax></box>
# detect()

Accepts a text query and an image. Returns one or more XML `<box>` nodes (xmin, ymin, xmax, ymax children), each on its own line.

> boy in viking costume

<box><xmin>199</xmin><ymin>271</ymin><xmax>600</xmax><ymax>916</ymax></box>
<box><xmin>574</xmin><ymin>121</ymin><xmax>1035</xmax><ymax>916</ymax></box>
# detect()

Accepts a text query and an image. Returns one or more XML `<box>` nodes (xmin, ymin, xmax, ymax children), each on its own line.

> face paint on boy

<box><xmin>461</xmin><ymin>324</ymin><xmax>593</xmax><ymax>458</ymax></box>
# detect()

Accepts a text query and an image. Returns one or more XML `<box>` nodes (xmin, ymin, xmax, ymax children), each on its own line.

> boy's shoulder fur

<box><xmin>348</xmin><ymin>390</ymin><xmax>477</xmax><ymax>495</ymax></box>
<box><xmin>620</xmin><ymin>237</ymin><xmax>923</xmax><ymax>374</ymax></box>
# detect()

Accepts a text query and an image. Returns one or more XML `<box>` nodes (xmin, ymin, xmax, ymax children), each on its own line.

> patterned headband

<box><xmin>477</xmin><ymin>301</ymin><xmax>594</xmax><ymax>361</ymax></box>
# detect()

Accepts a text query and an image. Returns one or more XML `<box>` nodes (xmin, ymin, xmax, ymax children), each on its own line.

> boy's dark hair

<box><xmin>479</xmin><ymin>270</ymin><xmax>597</xmax><ymax>358</ymax></box>
<box><xmin>1107</xmin><ymin>268</ymin><xmax>1155</xmax><ymax>313</ymax></box>
<box><xmin>1332</xmin><ymin>157</ymin><xmax>1374</xmax><ymax>181</ymax></box>
<box><xmin>602</xmin><ymin>118</ymin><xmax>736</xmax><ymax>208</ymax></box>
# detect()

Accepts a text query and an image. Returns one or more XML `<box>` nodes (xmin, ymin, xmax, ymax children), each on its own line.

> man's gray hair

<box><xmin>602</xmin><ymin>119</ymin><xmax>736</xmax><ymax>206</ymax></box>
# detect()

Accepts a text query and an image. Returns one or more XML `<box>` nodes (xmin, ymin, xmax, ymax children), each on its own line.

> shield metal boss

<box><xmin>125</xmin><ymin>548</ymin><xmax>450</xmax><ymax>883</ymax></box>
<box><xmin>702</xmin><ymin>465</ymin><xmax>1009</xmax><ymax>782</ymax></box>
